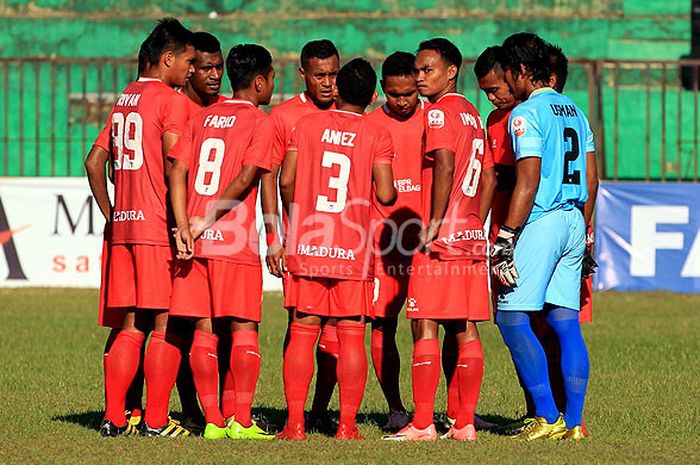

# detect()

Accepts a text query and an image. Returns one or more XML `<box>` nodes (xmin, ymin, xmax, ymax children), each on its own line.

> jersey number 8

<box><xmin>194</xmin><ymin>138</ymin><xmax>226</xmax><ymax>196</ymax></box>
<box><xmin>112</xmin><ymin>112</ymin><xmax>144</xmax><ymax>171</ymax></box>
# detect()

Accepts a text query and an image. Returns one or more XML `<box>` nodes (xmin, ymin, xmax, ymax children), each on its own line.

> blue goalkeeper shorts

<box><xmin>497</xmin><ymin>207</ymin><xmax>585</xmax><ymax>312</ymax></box>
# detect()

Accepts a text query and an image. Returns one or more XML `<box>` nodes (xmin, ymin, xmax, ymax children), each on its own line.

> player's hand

<box><xmin>173</xmin><ymin>224</ymin><xmax>194</xmax><ymax>260</ymax></box>
<box><xmin>418</xmin><ymin>223</ymin><xmax>439</xmax><ymax>252</ymax></box>
<box><xmin>266</xmin><ymin>244</ymin><xmax>286</xmax><ymax>277</ymax></box>
<box><xmin>490</xmin><ymin>225</ymin><xmax>520</xmax><ymax>288</ymax></box>
<box><xmin>189</xmin><ymin>216</ymin><xmax>209</xmax><ymax>241</ymax></box>
<box><xmin>581</xmin><ymin>248</ymin><xmax>598</xmax><ymax>280</ymax></box>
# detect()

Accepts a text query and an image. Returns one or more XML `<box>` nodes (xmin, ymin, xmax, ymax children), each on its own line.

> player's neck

<box><xmin>142</xmin><ymin>68</ymin><xmax>173</xmax><ymax>87</ymax></box>
<box><xmin>304</xmin><ymin>91</ymin><xmax>333</xmax><ymax>110</ymax></box>
<box><xmin>233</xmin><ymin>89</ymin><xmax>259</xmax><ymax>107</ymax></box>
<box><xmin>385</xmin><ymin>104</ymin><xmax>417</xmax><ymax>122</ymax></box>
<box><xmin>429</xmin><ymin>82</ymin><xmax>458</xmax><ymax>103</ymax></box>
<box><xmin>524</xmin><ymin>80</ymin><xmax>549</xmax><ymax>100</ymax></box>
<box><xmin>335</xmin><ymin>102</ymin><xmax>365</xmax><ymax>115</ymax></box>
<box><xmin>182</xmin><ymin>83</ymin><xmax>217</xmax><ymax>107</ymax></box>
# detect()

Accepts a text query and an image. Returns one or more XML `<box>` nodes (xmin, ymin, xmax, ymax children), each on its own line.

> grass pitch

<box><xmin>1</xmin><ymin>288</ymin><xmax>698</xmax><ymax>464</ymax></box>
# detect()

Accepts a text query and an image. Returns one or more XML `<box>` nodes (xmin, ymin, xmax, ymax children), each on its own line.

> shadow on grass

<box><xmin>51</xmin><ymin>408</ymin><xmax>522</xmax><ymax>436</ymax></box>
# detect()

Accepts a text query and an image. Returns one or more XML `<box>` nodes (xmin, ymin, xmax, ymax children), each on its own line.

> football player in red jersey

<box><xmin>166</xmin><ymin>44</ymin><xmax>276</xmax><ymax>440</ymax></box>
<box><xmin>277</xmin><ymin>58</ymin><xmax>397</xmax><ymax>440</ymax></box>
<box><xmin>85</xmin><ymin>17</ymin><xmax>195</xmax><ymax>437</ymax></box>
<box><xmin>262</xmin><ymin>39</ymin><xmax>342</xmax><ymax>433</ymax></box>
<box><xmin>365</xmin><ymin>51</ymin><xmax>424</xmax><ymax>432</ymax></box>
<box><xmin>384</xmin><ymin>38</ymin><xmax>496</xmax><ymax>442</ymax></box>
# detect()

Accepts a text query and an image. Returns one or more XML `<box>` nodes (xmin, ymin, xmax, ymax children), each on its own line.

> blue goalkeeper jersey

<box><xmin>509</xmin><ymin>87</ymin><xmax>595</xmax><ymax>224</ymax></box>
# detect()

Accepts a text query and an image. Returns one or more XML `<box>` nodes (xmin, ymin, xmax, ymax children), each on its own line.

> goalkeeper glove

<box><xmin>491</xmin><ymin>225</ymin><xmax>520</xmax><ymax>288</ymax></box>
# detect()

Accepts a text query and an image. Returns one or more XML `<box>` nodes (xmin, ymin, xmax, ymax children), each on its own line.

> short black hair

<box><xmin>474</xmin><ymin>46</ymin><xmax>504</xmax><ymax>79</ymax></box>
<box><xmin>548</xmin><ymin>43</ymin><xmax>568</xmax><ymax>92</ymax></box>
<box><xmin>226</xmin><ymin>44</ymin><xmax>273</xmax><ymax>91</ymax></box>
<box><xmin>137</xmin><ymin>39</ymin><xmax>148</xmax><ymax>74</ymax></box>
<box><xmin>417</xmin><ymin>38</ymin><xmax>463</xmax><ymax>76</ymax></box>
<box><xmin>300</xmin><ymin>39</ymin><xmax>339</xmax><ymax>70</ymax></box>
<box><xmin>142</xmin><ymin>17</ymin><xmax>194</xmax><ymax>67</ymax></box>
<box><xmin>381</xmin><ymin>51</ymin><xmax>416</xmax><ymax>80</ymax></box>
<box><xmin>192</xmin><ymin>31</ymin><xmax>221</xmax><ymax>54</ymax></box>
<box><xmin>336</xmin><ymin>58</ymin><xmax>376</xmax><ymax>107</ymax></box>
<box><xmin>501</xmin><ymin>32</ymin><xmax>551</xmax><ymax>84</ymax></box>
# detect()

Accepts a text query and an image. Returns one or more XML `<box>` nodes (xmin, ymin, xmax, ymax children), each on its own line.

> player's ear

<box><xmin>370</xmin><ymin>91</ymin><xmax>378</xmax><ymax>105</ymax></box>
<box><xmin>163</xmin><ymin>50</ymin><xmax>175</xmax><ymax>68</ymax></box>
<box><xmin>297</xmin><ymin>66</ymin><xmax>306</xmax><ymax>81</ymax></box>
<box><xmin>447</xmin><ymin>63</ymin><xmax>458</xmax><ymax>81</ymax></box>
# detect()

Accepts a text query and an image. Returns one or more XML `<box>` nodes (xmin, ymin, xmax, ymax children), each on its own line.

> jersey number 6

<box><xmin>461</xmin><ymin>138</ymin><xmax>484</xmax><ymax>197</ymax></box>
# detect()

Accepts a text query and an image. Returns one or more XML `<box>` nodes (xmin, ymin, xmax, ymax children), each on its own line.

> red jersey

<box><xmin>422</xmin><ymin>93</ymin><xmax>494</xmax><ymax>260</ymax></box>
<box><xmin>269</xmin><ymin>92</ymin><xmax>334</xmax><ymax>165</ymax></box>
<box><xmin>284</xmin><ymin>110</ymin><xmax>394</xmax><ymax>281</ymax></box>
<box><xmin>182</xmin><ymin>92</ymin><xmax>229</xmax><ymax>118</ymax></box>
<box><xmin>366</xmin><ymin>103</ymin><xmax>424</xmax><ymax>261</ymax></box>
<box><xmin>486</xmin><ymin>108</ymin><xmax>515</xmax><ymax>166</ymax></box>
<box><xmin>102</xmin><ymin>78</ymin><xmax>191</xmax><ymax>246</ymax></box>
<box><xmin>169</xmin><ymin>99</ymin><xmax>273</xmax><ymax>266</ymax></box>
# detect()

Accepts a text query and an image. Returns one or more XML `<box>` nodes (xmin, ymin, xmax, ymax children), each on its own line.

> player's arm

<box><xmin>279</xmin><ymin>149</ymin><xmax>298</xmax><ymax>217</ymax></box>
<box><xmin>583</xmin><ymin>151</ymin><xmax>598</xmax><ymax>225</ymax></box>
<box><xmin>162</xmin><ymin>131</ymin><xmax>180</xmax><ymax>179</ymax></box>
<box><xmin>479</xmin><ymin>166</ymin><xmax>497</xmax><ymax>225</ymax></box>
<box><xmin>422</xmin><ymin>148</ymin><xmax>454</xmax><ymax>246</ymax></box>
<box><xmin>372</xmin><ymin>162</ymin><xmax>397</xmax><ymax>206</ymax></box>
<box><xmin>169</xmin><ymin>158</ymin><xmax>193</xmax><ymax>259</ymax></box>
<box><xmin>190</xmin><ymin>165</ymin><xmax>264</xmax><ymax>240</ymax></box>
<box><xmin>504</xmin><ymin>157</ymin><xmax>540</xmax><ymax>229</ymax></box>
<box><xmin>261</xmin><ymin>162</ymin><xmax>285</xmax><ymax>277</ymax></box>
<box><xmin>85</xmin><ymin>145</ymin><xmax>112</xmax><ymax>221</ymax></box>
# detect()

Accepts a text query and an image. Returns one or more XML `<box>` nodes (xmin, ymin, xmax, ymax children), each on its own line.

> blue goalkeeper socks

<box><xmin>546</xmin><ymin>306</ymin><xmax>589</xmax><ymax>428</ymax></box>
<box><xmin>496</xmin><ymin>311</ymin><xmax>559</xmax><ymax>423</ymax></box>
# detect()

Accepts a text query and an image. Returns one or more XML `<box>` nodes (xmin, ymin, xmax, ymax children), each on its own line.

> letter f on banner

<box><xmin>0</xmin><ymin>196</ymin><xmax>28</xmax><ymax>280</ymax></box>
<box><xmin>630</xmin><ymin>206</ymin><xmax>687</xmax><ymax>276</ymax></box>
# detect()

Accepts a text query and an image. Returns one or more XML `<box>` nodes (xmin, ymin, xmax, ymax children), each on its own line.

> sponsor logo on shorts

<box><xmin>296</xmin><ymin>244</ymin><xmax>356</xmax><ymax>261</ymax></box>
<box><xmin>428</xmin><ymin>109</ymin><xmax>445</xmax><ymax>128</ymax></box>
<box><xmin>407</xmin><ymin>297</ymin><xmax>419</xmax><ymax>312</ymax></box>
<box><xmin>201</xmin><ymin>229</ymin><xmax>224</xmax><ymax>241</ymax></box>
<box><xmin>512</xmin><ymin>116</ymin><xmax>527</xmax><ymax>137</ymax></box>
<box><xmin>112</xmin><ymin>209</ymin><xmax>145</xmax><ymax>222</ymax></box>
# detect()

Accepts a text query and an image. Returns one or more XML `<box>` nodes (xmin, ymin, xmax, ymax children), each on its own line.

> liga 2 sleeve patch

<box><xmin>511</xmin><ymin>116</ymin><xmax>527</xmax><ymax>137</ymax></box>
<box><xmin>427</xmin><ymin>109</ymin><xmax>445</xmax><ymax>128</ymax></box>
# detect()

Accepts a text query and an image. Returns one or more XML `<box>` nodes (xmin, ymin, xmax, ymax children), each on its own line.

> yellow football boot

<box><xmin>560</xmin><ymin>425</ymin><xmax>586</xmax><ymax>441</ymax></box>
<box><xmin>517</xmin><ymin>414</ymin><xmax>567</xmax><ymax>441</ymax></box>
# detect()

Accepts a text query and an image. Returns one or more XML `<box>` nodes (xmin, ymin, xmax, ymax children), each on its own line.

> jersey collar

<box><xmin>137</xmin><ymin>77</ymin><xmax>162</xmax><ymax>83</ymax></box>
<box><xmin>436</xmin><ymin>92</ymin><xmax>465</xmax><ymax>103</ymax></box>
<box><xmin>330</xmin><ymin>109</ymin><xmax>362</xmax><ymax>117</ymax></box>
<box><xmin>529</xmin><ymin>87</ymin><xmax>556</xmax><ymax>99</ymax></box>
<box><xmin>223</xmin><ymin>99</ymin><xmax>255</xmax><ymax>106</ymax></box>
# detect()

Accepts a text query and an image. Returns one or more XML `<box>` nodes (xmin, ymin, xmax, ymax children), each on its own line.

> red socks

<box><xmin>283</xmin><ymin>323</ymin><xmax>320</xmax><ymax>425</ymax></box>
<box><xmin>311</xmin><ymin>324</ymin><xmax>338</xmax><ymax>413</ymax></box>
<box><xmin>190</xmin><ymin>330</ymin><xmax>225</xmax><ymax>427</ymax></box>
<box><xmin>455</xmin><ymin>339</ymin><xmax>484</xmax><ymax>429</ymax></box>
<box><xmin>412</xmin><ymin>338</ymin><xmax>440</xmax><ymax>429</ymax></box>
<box><xmin>231</xmin><ymin>330</ymin><xmax>261</xmax><ymax>428</ymax></box>
<box><xmin>104</xmin><ymin>330</ymin><xmax>145</xmax><ymax>427</ymax></box>
<box><xmin>220</xmin><ymin>368</ymin><xmax>236</xmax><ymax>420</ymax></box>
<box><xmin>336</xmin><ymin>323</ymin><xmax>368</xmax><ymax>428</ymax></box>
<box><xmin>143</xmin><ymin>331</ymin><xmax>181</xmax><ymax>428</ymax></box>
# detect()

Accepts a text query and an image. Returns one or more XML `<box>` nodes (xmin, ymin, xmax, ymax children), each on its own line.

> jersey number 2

<box><xmin>315</xmin><ymin>151</ymin><xmax>351</xmax><ymax>213</ymax></box>
<box><xmin>563</xmin><ymin>127</ymin><xmax>581</xmax><ymax>185</ymax></box>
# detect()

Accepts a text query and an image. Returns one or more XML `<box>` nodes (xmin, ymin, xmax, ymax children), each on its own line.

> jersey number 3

<box><xmin>563</xmin><ymin>127</ymin><xmax>581</xmax><ymax>185</ymax></box>
<box><xmin>316</xmin><ymin>151</ymin><xmax>351</xmax><ymax>213</ymax></box>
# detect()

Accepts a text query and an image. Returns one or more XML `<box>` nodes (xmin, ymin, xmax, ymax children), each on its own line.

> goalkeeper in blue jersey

<box><xmin>491</xmin><ymin>32</ymin><xmax>599</xmax><ymax>441</ymax></box>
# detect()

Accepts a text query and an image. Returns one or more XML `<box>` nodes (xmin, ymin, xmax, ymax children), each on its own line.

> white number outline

<box><xmin>461</xmin><ymin>138</ymin><xmax>484</xmax><ymax>197</ymax></box>
<box><xmin>194</xmin><ymin>138</ymin><xmax>226</xmax><ymax>196</ymax></box>
<box><xmin>315</xmin><ymin>150</ymin><xmax>351</xmax><ymax>213</ymax></box>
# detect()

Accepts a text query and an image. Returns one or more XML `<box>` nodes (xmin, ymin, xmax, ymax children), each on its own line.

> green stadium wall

<box><xmin>0</xmin><ymin>0</ymin><xmax>694</xmax><ymax>179</ymax></box>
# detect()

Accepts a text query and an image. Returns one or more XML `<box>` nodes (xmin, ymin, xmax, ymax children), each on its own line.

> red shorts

<box><xmin>98</xmin><ymin>243</ymin><xmax>173</xmax><ymax>328</ymax></box>
<box><xmin>406</xmin><ymin>253</ymin><xmax>490</xmax><ymax>321</ymax></box>
<box><xmin>579</xmin><ymin>275</ymin><xmax>593</xmax><ymax>323</ymax></box>
<box><xmin>370</xmin><ymin>259</ymin><xmax>410</xmax><ymax>320</ymax></box>
<box><xmin>283</xmin><ymin>274</ymin><xmax>373</xmax><ymax>318</ymax></box>
<box><xmin>169</xmin><ymin>258</ymin><xmax>263</xmax><ymax>321</ymax></box>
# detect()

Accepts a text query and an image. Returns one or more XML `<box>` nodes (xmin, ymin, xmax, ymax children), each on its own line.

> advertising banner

<box><xmin>594</xmin><ymin>182</ymin><xmax>700</xmax><ymax>293</ymax></box>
